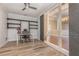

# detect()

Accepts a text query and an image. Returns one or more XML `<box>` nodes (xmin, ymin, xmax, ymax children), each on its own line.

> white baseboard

<box><xmin>44</xmin><ymin>41</ymin><xmax>69</xmax><ymax>56</ymax></box>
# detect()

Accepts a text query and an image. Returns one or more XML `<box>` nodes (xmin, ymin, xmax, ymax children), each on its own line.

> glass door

<box><xmin>46</xmin><ymin>3</ymin><xmax>69</xmax><ymax>51</ymax></box>
<box><xmin>61</xmin><ymin>4</ymin><xmax>69</xmax><ymax>50</ymax></box>
<box><xmin>47</xmin><ymin>5</ymin><xmax>59</xmax><ymax>46</ymax></box>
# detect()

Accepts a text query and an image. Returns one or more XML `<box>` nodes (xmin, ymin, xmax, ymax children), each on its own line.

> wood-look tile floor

<box><xmin>0</xmin><ymin>40</ymin><xmax>65</xmax><ymax>56</ymax></box>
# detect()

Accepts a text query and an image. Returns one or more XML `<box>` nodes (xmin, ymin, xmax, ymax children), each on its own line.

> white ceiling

<box><xmin>0</xmin><ymin>3</ymin><xmax>55</xmax><ymax>17</ymax></box>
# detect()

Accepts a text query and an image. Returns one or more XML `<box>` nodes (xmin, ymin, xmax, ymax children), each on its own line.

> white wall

<box><xmin>7</xmin><ymin>13</ymin><xmax>40</xmax><ymax>41</ymax></box>
<box><xmin>8</xmin><ymin>13</ymin><xmax>38</xmax><ymax>21</ymax></box>
<box><xmin>0</xmin><ymin>6</ymin><xmax>8</xmax><ymax>48</ymax></box>
<box><xmin>37</xmin><ymin>17</ymin><xmax>40</xmax><ymax>40</ymax></box>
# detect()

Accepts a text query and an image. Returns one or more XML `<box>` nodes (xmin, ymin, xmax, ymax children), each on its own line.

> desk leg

<box><xmin>17</xmin><ymin>35</ymin><xmax>19</xmax><ymax>46</ymax></box>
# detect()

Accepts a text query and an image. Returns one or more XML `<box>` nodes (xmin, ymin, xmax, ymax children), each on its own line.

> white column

<box><xmin>47</xmin><ymin>13</ymin><xmax>50</xmax><ymax>42</ymax></box>
<box><xmin>57</xmin><ymin>4</ymin><xmax>62</xmax><ymax>47</ymax></box>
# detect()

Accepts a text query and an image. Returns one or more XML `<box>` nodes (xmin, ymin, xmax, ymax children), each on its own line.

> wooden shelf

<box><xmin>30</xmin><ymin>21</ymin><xmax>38</xmax><ymax>23</ymax></box>
<box><xmin>30</xmin><ymin>24</ymin><xmax>38</xmax><ymax>26</ymax></box>
<box><xmin>7</xmin><ymin>18</ymin><xmax>38</xmax><ymax>30</ymax></box>
<box><xmin>8</xmin><ymin>27</ymin><xmax>20</xmax><ymax>29</ymax></box>
<box><xmin>7</xmin><ymin>18</ymin><xmax>38</xmax><ymax>23</ymax></box>
<box><xmin>7</xmin><ymin>23</ymin><xmax>20</xmax><ymax>25</ymax></box>
<box><xmin>30</xmin><ymin>28</ymin><xmax>38</xmax><ymax>29</ymax></box>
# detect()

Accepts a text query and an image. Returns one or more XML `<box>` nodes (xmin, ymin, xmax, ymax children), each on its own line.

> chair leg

<box><xmin>25</xmin><ymin>39</ymin><xmax>27</xmax><ymax>42</ymax></box>
<box><xmin>28</xmin><ymin>38</ymin><xmax>31</xmax><ymax>42</ymax></box>
<box><xmin>23</xmin><ymin>39</ymin><xmax>24</xmax><ymax>43</ymax></box>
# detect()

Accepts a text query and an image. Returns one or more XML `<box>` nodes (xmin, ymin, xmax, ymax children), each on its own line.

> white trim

<box><xmin>44</xmin><ymin>41</ymin><xmax>69</xmax><ymax>56</ymax></box>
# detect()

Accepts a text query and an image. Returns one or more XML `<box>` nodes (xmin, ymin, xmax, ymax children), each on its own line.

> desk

<box><xmin>19</xmin><ymin>33</ymin><xmax>30</xmax><ymax>42</ymax></box>
<box><xmin>19</xmin><ymin>34</ymin><xmax>30</xmax><ymax>36</ymax></box>
<box><xmin>17</xmin><ymin>33</ymin><xmax>32</xmax><ymax>46</ymax></box>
